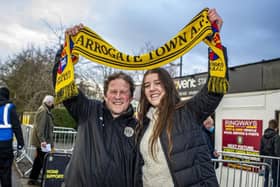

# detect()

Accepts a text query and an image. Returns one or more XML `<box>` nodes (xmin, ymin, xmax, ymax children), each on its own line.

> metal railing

<box><xmin>53</xmin><ymin>126</ymin><xmax>77</xmax><ymax>153</ymax></box>
<box><xmin>212</xmin><ymin>159</ymin><xmax>271</xmax><ymax>187</ymax></box>
<box><xmin>14</xmin><ymin>125</ymin><xmax>77</xmax><ymax>177</ymax></box>
<box><xmin>214</xmin><ymin>151</ymin><xmax>280</xmax><ymax>187</ymax></box>
<box><xmin>14</xmin><ymin>126</ymin><xmax>280</xmax><ymax>187</ymax></box>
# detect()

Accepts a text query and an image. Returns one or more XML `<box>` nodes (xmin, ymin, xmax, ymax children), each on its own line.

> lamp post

<box><xmin>179</xmin><ymin>56</ymin><xmax>183</xmax><ymax>77</ymax></box>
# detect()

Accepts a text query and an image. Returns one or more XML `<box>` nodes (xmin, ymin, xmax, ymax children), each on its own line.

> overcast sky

<box><xmin>0</xmin><ymin>0</ymin><xmax>279</xmax><ymax>76</ymax></box>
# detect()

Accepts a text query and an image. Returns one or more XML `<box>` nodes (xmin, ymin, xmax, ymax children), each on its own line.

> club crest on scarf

<box><xmin>58</xmin><ymin>39</ymin><xmax>79</xmax><ymax>74</ymax></box>
<box><xmin>57</xmin><ymin>56</ymin><xmax>67</xmax><ymax>74</ymax></box>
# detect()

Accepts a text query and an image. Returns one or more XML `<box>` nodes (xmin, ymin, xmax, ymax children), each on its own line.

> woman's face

<box><xmin>143</xmin><ymin>73</ymin><xmax>165</xmax><ymax>107</ymax></box>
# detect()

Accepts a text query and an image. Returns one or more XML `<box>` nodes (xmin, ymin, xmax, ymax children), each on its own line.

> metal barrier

<box><xmin>14</xmin><ymin>125</ymin><xmax>77</xmax><ymax>177</ymax></box>
<box><xmin>14</xmin><ymin>126</ymin><xmax>280</xmax><ymax>186</ymax></box>
<box><xmin>212</xmin><ymin>159</ymin><xmax>271</xmax><ymax>187</ymax></box>
<box><xmin>215</xmin><ymin>151</ymin><xmax>280</xmax><ymax>187</ymax></box>
<box><xmin>53</xmin><ymin>126</ymin><xmax>77</xmax><ymax>153</ymax></box>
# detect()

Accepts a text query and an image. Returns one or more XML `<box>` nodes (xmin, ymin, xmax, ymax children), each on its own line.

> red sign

<box><xmin>222</xmin><ymin>119</ymin><xmax>263</xmax><ymax>153</ymax></box>
<box><xmin>222</xmin><ymin>119</ymin><xmax>263</xmax><ymax>171</ymax></box>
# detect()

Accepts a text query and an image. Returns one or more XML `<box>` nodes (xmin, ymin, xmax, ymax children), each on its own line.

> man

<box><xmin>0</xmin><ymin>87</ymin><xmax>24</xmax><ymax>187</ymax></box>
<box><xmin>260</xmin><ymin>119</ymin><xmax>280</xmax><ymax>187</ymax></box>
<box><xmin>202</xmin><ymin>116</ymin><xmax>219</xmax><ymax>167</ymax></box>
<box><xmin>28</xmin><ymin>95</ymin><xmax>55</xmax><ymax>185</ymax></box>
<box><xmin>53</xmin><ymin>37</ymin><xmax>137</xmax><ymax>186</ymax></box>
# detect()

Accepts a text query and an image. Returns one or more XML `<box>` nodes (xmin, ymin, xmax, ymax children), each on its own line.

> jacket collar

<box><xmin>146</xmin><ymin>107</ymin><xmax>158</xmax><ymax>120</ymax></box>
<box><xmin>0</xmin><ymin>97</ymin><xmax>11</xmax><ymax>106</ymax></box>
<box><xmin>102</xmin><ymin>101</ymin><xmax>135</xmax><ymax>121</ymax></box>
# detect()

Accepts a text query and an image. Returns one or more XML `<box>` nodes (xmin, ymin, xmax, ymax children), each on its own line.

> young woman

<box><xmin>135</xmin><ymin>8</ymin><xmax>227</xmax><ymax>187</ymax></box>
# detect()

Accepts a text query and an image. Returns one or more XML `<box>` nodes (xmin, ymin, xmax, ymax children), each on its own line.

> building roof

<box><xmin>174</xmin><ymin>58</ymin><xmax>280</xmax><ymax>97</ymax></box>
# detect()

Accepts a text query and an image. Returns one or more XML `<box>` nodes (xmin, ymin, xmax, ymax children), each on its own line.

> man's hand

<box><xmin>16</xmin><ymin>145</ymin><xmax>24</xmax><ymax>158</ymax></box>
<box><xmin>65</xmin><ymin>23</ymin><xmax>84</xmax><ymax>36</ymax></box>
<box><xmin>213</xmin><ymin>150</ymin><xmax>220</xmax><ymax>158</ymax></box>
<box><xmin>17</xmin><ymin>144</ymin><xmax>23</xmax><ymax>150</ymax></box>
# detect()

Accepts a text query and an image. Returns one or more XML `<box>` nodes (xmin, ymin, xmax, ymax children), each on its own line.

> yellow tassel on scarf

<box><xmin>54</xmin><ymin>8</ymin><xmax>228</xmax><ymax>103</ymax></box>
<box><xmin>204</xmin><ymin>22</ymin><xmax>229</xmax><ymax>93</ymax></box>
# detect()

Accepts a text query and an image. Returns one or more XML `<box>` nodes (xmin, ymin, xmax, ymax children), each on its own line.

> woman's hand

<box><xmin>208</xmin><ymin>8</ymin><xmax>223</xmax><ymax>31</ymax></box>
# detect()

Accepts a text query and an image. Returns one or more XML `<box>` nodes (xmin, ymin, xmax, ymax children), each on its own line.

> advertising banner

<box><xmin>42</xmin><ymin>153</ymin><xmax>71</xmax><ymax>187</ymax></box>
<box><xmin>222</xmin><ymin>119</ymin><xmax>263</xmax><ymax>172</ymax></box>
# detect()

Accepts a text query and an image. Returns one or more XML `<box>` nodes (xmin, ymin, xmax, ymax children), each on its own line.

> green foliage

<box><xmin>0</xmin><ymin>46</ymin><xmax>57</xmax><ymax>113</ymax></box>
<box><xmin>51</xmin><ymin>107</ymin><xmax>76</xmax><ymax>129</ymax></box>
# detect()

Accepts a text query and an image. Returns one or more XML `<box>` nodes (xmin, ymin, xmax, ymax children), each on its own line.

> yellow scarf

<box><xmin>55</xmin><ymin>8</ymin><xmax>228</xmax><ymax>103</ymax></box>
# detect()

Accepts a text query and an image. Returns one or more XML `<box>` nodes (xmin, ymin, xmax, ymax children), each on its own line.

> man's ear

<box><xmin>104</xmin><ymin>95</ymin><xmax>108</xmax><ymax>102</ymax></box>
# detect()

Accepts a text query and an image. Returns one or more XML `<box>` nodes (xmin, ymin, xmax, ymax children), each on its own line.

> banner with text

<box><xmin>222</xmin><ymin>119</ymin><xmax>263</xmax><ymax>172</ymax></box>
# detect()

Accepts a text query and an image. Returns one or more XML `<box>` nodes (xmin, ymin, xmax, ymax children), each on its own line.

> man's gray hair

<box><xmin>43</xmin><ymin>95</ymin><xmax>54</xmax><ymax>105</ymax></box>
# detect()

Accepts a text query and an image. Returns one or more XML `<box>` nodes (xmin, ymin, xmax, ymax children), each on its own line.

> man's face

<box><xmin>46</xmin><ymin>102</ymin><xmax>54</xmax><ymax>110</ymax></box>
<box><xmin>104</xmin><ymin>78</ymin><xmax>132</xmax><ymax>118</ymax></box>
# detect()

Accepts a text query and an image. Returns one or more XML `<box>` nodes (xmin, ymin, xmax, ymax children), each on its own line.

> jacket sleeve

<box><xmin>10</xmin><ymin>106</ymin><xmax>24</xmax><ymax>147</ymax></box>
<box><xmin>186</xmin><ymin>47</ymin><xmax>228</xmax><ymax>124</ymax></box>
<box><xmin>62</xmin><ymin>91</ymin><xmax>92</xmax><ymax>123</ymax></box>
<box><xmin>49</xmin><ymin>114</ymin><xmax>54</xmax><ymax>147</ymax></box>
<box><xmin>259</xmin><ymin>137</ymin><xmax>265</xmax><ymax>155</ymax></box>
<box><xmin>274</xmin><ymin>135</ymin><xmax>280</xmax><ymax>157</ymax></box>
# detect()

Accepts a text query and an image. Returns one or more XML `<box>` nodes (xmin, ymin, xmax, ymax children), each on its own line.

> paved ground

<box><xmin>11</xmin><ymin>164</ymin><xmax>40</xmax><ymax>187</ymax></box>
<box><xmin>11</xmin><ymin>164</ymin><xmax>22</xmax><ymax>187</ymax></box>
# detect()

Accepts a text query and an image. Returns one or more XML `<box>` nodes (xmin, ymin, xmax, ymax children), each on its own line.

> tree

<box><xmin>0</xmin><ymin>46</ymin><xmax>56</xmax><ymax>113</ymax></box>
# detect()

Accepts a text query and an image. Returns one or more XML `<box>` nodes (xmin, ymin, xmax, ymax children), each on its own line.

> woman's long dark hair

<box><xmin>136</xmin><ymin>68</ymin><xmax>181</xmax><ymax>160</ymax></box>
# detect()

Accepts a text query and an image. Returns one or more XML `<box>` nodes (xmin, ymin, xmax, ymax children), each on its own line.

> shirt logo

<box><xmin>124</xmin><ymin>127</ymin><xmax>134</xmax><ymax>137</ymax></box>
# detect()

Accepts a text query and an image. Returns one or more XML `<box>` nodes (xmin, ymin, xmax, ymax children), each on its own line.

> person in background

<box><xmin>134</xmin><ymin>8</ymin><xmax>226</xmax><ymax>187</ymax></box>
<box><xmin>202</xmin><ymin>116</ymin><xmax>220</xmax><ymax>168</ymax></box>
<box><xmin>0</xmin><ymin>87</ymin><xmax>24</xmax><ymax>187</ymax></box>
<box><xmin>260</xmin><ymin>119</ymin><xmax>280</xmax><ymax>187</ymax></box>
<box><xmin>202</xmin><ymin>116</ymin><xmax>220</xmax><ymax>159</ymax></box>
<box><xmin>28</xmin><ymin>95</ymin><xmax>55</xmax><ymax>185</ymax></box>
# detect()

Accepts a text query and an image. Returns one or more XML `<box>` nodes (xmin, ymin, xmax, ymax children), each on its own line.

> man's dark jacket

<box><xmin>53</xmin><ymin>49</ymin><xmax>137</xmax><ymax>187</ymax></box>
<box><xmin>260</xmin><ymin>127</ymin><xmax>280</xmax><ymax>187</ymax></box>
<box><xmin>260</xmin><ymin>128</ymin><xmax>280</xmax><ymax>157</ymax></box>
<box><xmin>62</xmin><ymin>93</ymin><xmax>137</xmax><ymax>187</ymax></box>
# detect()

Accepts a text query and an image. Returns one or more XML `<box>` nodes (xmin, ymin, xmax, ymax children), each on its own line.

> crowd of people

<box><xmin>0</xmin><ymin>7</ymin><xmax>279</xmax><ymax>187</ymax></box>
